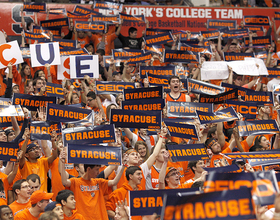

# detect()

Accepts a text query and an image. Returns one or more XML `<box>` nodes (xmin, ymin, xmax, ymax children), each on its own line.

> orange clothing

<box><xmin>14</xmin><ymin>208</ymin><xmax>41</xmax><ymax>220</ymax></box>
<box><xmin>210</xmin><ymin>147</ymin><xmax>232</xmax><ymax>167</ymax></box>
<box><xmin>50</xmin><ymin>158</ymin><xmax>65</xmax><ymax>201</ymax></box>
<box><xmin>9</xmin><ymin>200</ymin><xmax>31</xmax><ymax>216</ymax></box>
<box><xmin>63</xmin><ymin>210</ymin><xmax>85</xmax><ymax>220</ymax></box>
<box><xmin>165</xmin><ymin>182</ymin><xmax>192</xmax><ymax>189</ymax></box>
<box><xmin>69</xmin><ymin>177</ymin><xmax>109</xmax><ymax>220</ymax></box>
<box><xmin>166</xmin><ymin>93</ymin><xmax>187</xmax><ymax>102</ymax></box>
<box><xmin>0</xmin><ymin>172</ymin><xmax>10</xmax><ymax>205</ymax></box>
<box><xmin>117</xmin><ymin>166</ymin><xmax>146</xmax><ymax>190</ymax></box>
<box><xmin>20</xmin><ymin>157</ymin><xmax>50</xmax><ymax>192</ymax></box>
<box><xmin>90</xmin><ymin>33</ymin><xmax>118</xmax><ymax>55</ymax></box>
<box><xmin>210</xmin><ymin>80</ymin><xmax>222</xmax><ymax>86</ymax></box>
<box><xmin>106</xmin><ymin>182</ymin><xmax>142</xmax><ymax>220</ymax></box>
<box><xmin>151</xmin><ymin>165</ymin><xmax>160</xmax><ymax>189</ymax></box>
<box><xmin>167</xmin><ymin>161</ymin><xmax>194</xmax><ymax>184</ymax></box>
<box><xmin>0</xmin><ymin>69</ymin><xmax>7</xmax><ymax>96</ymax></box>
<box><xmin>72</xmin><ymin>35</ymin><xmax>91</xmax><ymax>49</ymax></box>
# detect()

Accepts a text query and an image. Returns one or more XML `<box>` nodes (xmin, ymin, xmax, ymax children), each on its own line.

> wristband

<box><xmin>160</xmin><ymin>135</ymin><xmax>167</xmax><ymax>139</ymax></box>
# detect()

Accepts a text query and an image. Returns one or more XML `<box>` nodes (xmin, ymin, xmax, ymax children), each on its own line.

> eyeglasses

<box><xmin>168</xmin><ymin>171</ymin><xmax>179</xmax><ymax>177</ymax></box>
<box><xmin>28</xmin><ymin>147</ymin><xmax>40</xmax><ymax>152</ymax></box>
<box><xmin>21</xmin><ymin>185</ymin><xmax>31</xmax><ymax>189</ymax></box>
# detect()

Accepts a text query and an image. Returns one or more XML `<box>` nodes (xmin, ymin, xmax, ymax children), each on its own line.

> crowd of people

<box><xmin>0</xmin><ymin>1</ymin><xmax>279</xmax><ymax>220</ymax></box>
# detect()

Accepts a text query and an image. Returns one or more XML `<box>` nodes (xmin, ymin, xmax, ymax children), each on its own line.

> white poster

<box><xmin>70</xmin><ymin>55</ymin><xmax>99</xmax><ymax>79</ymax></box>
<box><xmin>244</xmin><ymin>57</ymin><xmax>268</xmax><ymax>76</ymax></box>
<box><xmin>226</xmin><ymin>60</ymin><xmax>259</xmax><ymax>76</ymax></box>
<box><xmin>0</xmin><ymin>41</ymin><xmax>23</xmax><ymax>69</ymax></box>
<box><xmin>30</xmin><ymin>42</ymin><xmax>61</xmax><ymax>67</ymax></box>
<box><xmin>201</xmin><ymin>61</ymin><xmax>229</xmax><ymax>80</ymax></box>
<box><xmin>57</xmin><ymin>56</ymin><xmax>70</xmax><ymax>80</ymax></box>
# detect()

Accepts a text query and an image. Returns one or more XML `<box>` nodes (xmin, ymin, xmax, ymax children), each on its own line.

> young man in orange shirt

<box><xmin>9</xmin><ymin>179</ymin><xmax>31</xmax><ymax>216</ymax></box>
<box><xmin>165</xmin><ymin>76</ymin><xmax>191</xmax><ymax>103</ymax></box>
<box><xmin>56</xmin><ymin>190</ymin><xmax>85</xmax><ymax>220</ymax></box>
<box><xmin>14</xmin><ymin>190</ymin><xmax>53</xmax><ymax>220</ymax></box>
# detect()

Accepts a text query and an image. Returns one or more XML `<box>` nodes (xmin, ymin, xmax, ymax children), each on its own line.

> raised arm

<box><xmin>158</xmin><ymin>151</ymin><xmax>169</xmax><ymax>189</ymax></box>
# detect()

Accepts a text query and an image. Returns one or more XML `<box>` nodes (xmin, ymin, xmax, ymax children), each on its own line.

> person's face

<box><xmin>129</xmin><ymin>31</ymin><xmax>137</xmax><ymax>38</ymax></box>
<box><xmin>78</xmin><ymin>31</ymin><xmax>85</xmax><ymax>39</ymax></box>
<box><xmin>7</xmin><ymin>131</ymin><xmax>15</xmax><ymax>142</ymax></box>
<box><xmin>117</xmin><ymin>94</ymin><xmax>124</xmax><ymax>105</ymax></box>
<box><xmin>24</xmin><ymin>66</ymin><xmax>31</xmax><ymax>76</ymax></box>
<box><xmin>76</xmin><ymin>164</ymin><xmax>85</xmax><ymax>175</ymax></box>
<box><xmin>233</xmin><ymin>76</ymin><xmax>242</xmax><ymax>86</ymax></box>
<box><xmin>86</xmin><ymin>45</ymin><xmax>94</xmax><ymax>53</ymax></box>
<box><xmin>139</xmin><ymin>129</ymin><xmax>147</xmax><ymax>136</ymax></box>
<box><xmin>26</xmin><ymin>146</ymin><xmax>41</xmax><ymax>160</ymax></box>
<box><xmin>200</xmin><ymin>56</ymin><xmax>206</xmax><ymax>63</ymax></box>
<box><xmin>96</xmin><ymin>53</ymin><xmax>103</xmax><ymax>62</ymax></box>
<box><xmin>39</xmin><ymin>200</ymin><xmax>50</xmax><ymax>211</ymax></box>
<box><xmin>166</xmin><ymin>170</ymin><xmax>180</xmax><ymax>186</ymax></box>
<box><xmin>0</xmin><ymin>132</ymin><xmax>7</xmax><ymax>142</ymax></box>
<box><xmin>27</xmin><ymin>179</ymin><xmax>41</xmax><ymax>194</ymax></box>
<box><xmin>263</xmin><ymin>106</ymin><xmax>271</xmax><ymax>115</ymax></box>
<box><xmin>130</xmin><ymin>170</ymin><xmax>143</xmax><ymax>185</ymax></box>
<box><xmin>137</xmin><ymin>145</ymin><xmax>147</xmax><ymax>157</ymax></box>
<box><xmin>0</xmin><ymin>207</ymin><xmax>13</xmax><ymax>220</ymax></box>
<box><xmin>35</xmin><ymin>80</ymin><xmax>44</xmax><ymax>91</ymax></box>
<box><xmin>243</xmin><ymin>0</ymin><xmax>248</xmax><ymax>4</ymax></box>
<box><xmin>38</xmin><ymin>71</ymin><xmax>45</xmax><ymax>78</ymax></box>
<box><xmin>194</xmin><ymin>160</ymin><xmax>205</xmax><ymax>174</ymax></box>
<box><xmin>12</xmin><ymin>86</ymin><xmax>19</xmax><ymax>94</ymax></box>
<box><xmin>18</xmin><ymin>181</ymin><xmax>31</xmax><ymax>199</ymax></box>
<box><xmin>156</xmin><ymin>148</ymin><xmax>167</xmax><ymax>162</ymax></box>
<box><xmin>87</xmin><ymin>97</ymin><xmax>98</xmax><ymax>108</ymax></box>
<box><xmin>72</xmin><ymin>94</ymin><xmax>80</xmax><ymax>104</ymax></box>
<box><xmin>260</xmin><ymin>136</ymin><xmax>270</xmax><ymax>149</ymax></box>
<box><xmin>53</xmin><ymin>205</ymin><xmax>64</xmax><ymax>220</ymax></box>
<box><xmin>113</xmin><ymin>73</ymin><xmax>122</xmax><ymax>82</ymax></box>
<box><xmin>236</xmin><ymin>162</ymin><xmax>245</xmax><ymax>170</ymax></box>
<box><xmin>128</xmin><ymin>152</ymin><xmax>140</xmax><ymax>166</ymax></box>
<box><xmin>262</xmin><ymin>84</ymin><xmax>267</xmax><ymax>92</ymax></box>
<box><xmin>87</xmin><ymin>166</ymin><xmax>100</xmax><ymax>178</ymax></box>
<box><xmin>169</xmin><ymin>78</ymin><xmax>180</xmax><ymax>92</ymax></box>
<box><xmin>229</xmin><ymin>45</ymin><xmax>237</xmax><ymax>52</ymax></box>
<box><xmin>210</xmin><ymin>141</ymin><xmax>221</xmax><ymax>154</ymax></box>
<box><xmin>64</xmin><ymin>195</ymin><xmax>76</xmax><ymax>210</ymax></box>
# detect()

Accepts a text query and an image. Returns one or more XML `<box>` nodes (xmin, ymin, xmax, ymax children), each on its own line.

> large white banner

<box><xmin>244</xmin><ymin>57</ymin><xmax>268</xmax><ymax>76</ymax></box>
<box><xmin>70</xmin><ymin>55</ymin><xmax>99</xmax><ymax>79</ymax></box>
<box><xmin>201</xmin><ymin>61</ymin><xmax>229</xmax><ymax>80</ymax></box>
<box><xmin>57</xmin><ymin>56</ymin><xmax>70</xmax><ymax>80</ymax></box>
<box><xmin>0</xmin><ymin>41</ymin><xmax>23</xmax><ymax>69</ymax></box>
<box><xmin>226</xmin><ymin>60</ymin><xmax>259</xmax><ymax>76</ymax></box>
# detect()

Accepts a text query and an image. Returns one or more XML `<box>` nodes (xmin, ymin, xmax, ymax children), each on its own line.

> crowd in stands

<box><xmin>0</xmin><ymin>1</ymin><xmax>279</xmax><ymax>220</ymax></box>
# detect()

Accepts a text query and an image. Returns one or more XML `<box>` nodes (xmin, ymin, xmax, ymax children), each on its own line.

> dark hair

<box><xmin>86</xmin><ymin>91</ymin><xmax>96</xmax><ymax>99</ymax></box>
<box><xmin>20</xmin><ymin>63</ymin><xmax>32</xmax><ymax>80</ymax></box>
<box><xmin>191</xmin><ymin>181</ymin><xmax>204</xmax><ymax>189</ymax></box>
<box><xmin>225</xmin><ymin>128</ymin><xmax>234</xmax><ymax>141</ymax></box>
<box><xmin>70</xmin><ymin>93</ymin><xmax>79</xmax><ymax>104</ymax></box>
<box><xmin>26</xmin><ymin>174</ymin><xmax>41</xmax><ymax>184</ymax></box>
<box><xmin>249</xmin><ymin>144</ymin><xmax>264</xmax><ymax>152</ymax></box>
<box><xmin>168</xmin><ymin>76</ymin><xmax>180</xmax><ymax>85</ymax></box>
<box><xmin>39</xmin><ymin>211</ymin><xmax>59</xmax><ymax>220</ymax></box>
<box><xmin>106</xmin><ymin>104</ymin><xmax>117</xmax><ymax>120</ymax></box>
<box><xmin>188</xmin><ymin>161</ymin><xmax>199</xmax><ymax>174</ymax></box>
<box><xmin>207</xmin><ymin>126</ymin><xmax>217</xmax><ymax>138</ymax></box>
<box><xmin>254</xmin><ymin>136</ymin><xmax>265</xmax><ymax>146</ymax></box>
<box><xmin>134</xmin><ymin>141</ymin><xmax>149</xmax><ymax>162</ymax></box>
<box><xmin>95</xmin><ymin>49</ymin><xmax>105</xmax><ymax>56</ymax></box>
<box><xmin>125</xmin><ymin>166</ymin><xmax>141</xmax><ymax>181</ymax></box>
<box><xmin>128</xmin><ymin>27</ymin><xmax>137</xmax><ymax>35</ymax></box>
<box><xmin>12</xmin><ymin>179</ymin><xmax>27</xmax><ymax>195</ymax></box>
<box><xmin>84</xmin><ymin>164</ymin><xmax>100</xmax><ymax>172</ymax></box>
<box><xmin>34</xmin><ymin>70</ymin><xmax>44</xmax><ymax>80</ymax></box>
<box><xmin>56</xmin><ymin>190</ymin><xmax>74</xmax><ymax>206</ymax></box>
<box><xmin>0</xmin><ymin>205</ymin><xmax>12</xmax><ymax>217</ymax></box>
<box><xmin>33</xmin><ymin>77</ymin><xmax>44</xmax><ymax>87</ymax></box>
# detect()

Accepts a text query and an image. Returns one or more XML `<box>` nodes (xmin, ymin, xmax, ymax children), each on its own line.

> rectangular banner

<box><xmin>94</xmin><ymin>1</ymin><xmax>122</xmax><ymax>11</ymax></box>
<box><xmin>67</xmin><ymin>11</ymin><xmax>90</xmax><ymax>20</ymax></box>
<box><xmin>204</xmin><ymin>171</ymin><xmax>278</xmax><ymax>206</ymax></box>
<box><xmin>221</xmin><ymin>82</ymin><xmax>247</xmax><ymax>99</ymax></box>
<box><xmin>24</xmin><ymin>32</ymin><xmax>48</xmax><ymax>40</ymax></box>
<box><xmin>70</xmin><ymin>55</ymin><xmax>99</xmax><ymax>79</ymax></box>
<box><xmin>179</xmin><ymin>42</ymin><xmax>212</xmax><ymax>54</ymax></box>
<box><xmin>144</xmin><ymin>32</ymin><xmax>173</xmax><ymax>46</ymax></box>
<box><xmin>164</xmin><ymin>188</ymin><xmax>254</xmax><ymax>220</ymax></box>
<box><xmin>200</xmin><ymin>30</ymin><xmax>220</xmax><ymax>40</ymax></box>
<box><xmin>201</xmin><ymin>61</ymin><xmax>229</xmax><ymax>80</ymax></box>
<box><xmin>163</xmin><ymin>50</ymin><xmax>199</xmax><ymax>63</ymax></box>
<box><xmin>146</xmin><ymin>73</ymin><xmax>170</xmax><ymax>89</ymax></box>
<box><xmin>0</xmin><ymin>41</ymin><xmax>23</xmax><ymax>69</ymax></box>
<box><xmin>120</xmin><ymin>13</ymin><xmax>145</xmax><ymax>22</ymax></box>
<box><xmin>165</xmin><ymin>121</ymin><xmax>199</xmax><ymax>140</ymax></box>
<box><xmin>203</xmin><ymin>164</ymin><xmax>241</xmax><ymax>173</ymax></box>
<box><xmin>224</xmin><ymin>52</ymin><xmax>254</xmax><ymax>61</ymax></box>
<box><xmin>53</xmin><ymin>38</ymin><xmax>77</xmax><ymax>50</ymax></box>
<box><xmin>63</xmin><ymin>124</ymin><xmax>116</xmax><ymax>145</ymax></box>
<box><xmin>130</xmin><ymin>188</ymin><xmax>198</xmax><ymax>216</ymax></box>
<box><xmin>0</xmin><ymin>98</ymin><xmax>11</xmax><ymax>106</ymax></box>
<box><xmin>30</xmin><ymin>121</ymin><xmax>60</xmax><ymax>141</ymax></box>
<box><xmin>23</xmin><ymin>2</ymin><xmax>46</xmax><ymax>12</ymax></box>
<box><xmin>112</xmin><ymin>49</ymin><xmax>144</xmax><ymax>61</ymax></box>
<box><xmin>46</xmin><ymin>103</ymin><xmax>92</xmax><ymax>123</ymax></box>
<box><xmin>199</xmin><ymin>88</ymin><xmax>238</xmax><ymax>104</ymax></box>
<box><xmin>40</xmin><ymin>18</ymin><xmax>69</xmax><ymax>29</ymax></box>
<box><xmin>144</xmin><ymin>45</ymin><xmax>164</xmax><ymax>55</ymax></box>
<box><xmin>222</xmin><ymin>28</ymin><xmax>248</xmax><ymax>39</ymax></box>
<box><xmin>167</xmin><ymin>101</ymin><xmax>213</xmax><ymax>118</ymax></box>
<box><xmin>122</xmin><ymin>98</ymin><xmax>165</xmax><ymax>111</ymax></box>
<box><xmin>146</xmin><ymin>28</ymin><xmax>171</xmax><ymax>36</ymax></box>
<box><xmin>95</xmin><ymin>81</ymin><xmax>135</xmax><ymax>95</ymax></box>
<box><xmin>244</xmin><ymin>90</ymin><xmax>273</xmax><ymax>105</ymax></box>
<box><xmin>45</xmin><ymin>82</ymin><xmax>64</xmax><ymax>98</ymax></box>
<box><xmin>244</xmin><ymin>57</ymin><xmax>268</xmax><ymax>76</ymax></box>
<box><xmin>75</xmin><ymin>21</ymin><xmax>106</xmax><ymax>33</ymax></box>
<box><xmin>225</xmin><ymin>100</ymin><xmax>257</xmax><ymax>119</ymax></box>
<box><xmin>207</xmin><ymin>19</ymin><xmax>236</xmax><ymax>29</ymax></box>
<box><xmin>237</xmin><ymin>120</ymin><xmax>280</xmax><ymax>137</ymax></box>
<box><xmin>60</xmin><ymin>48</ymin><xmax>87</xmax><ymax>56</ymax></box>
<box><xmin>0</xmin><ymin>142</ymin><xmax>18</xmax><ymax>162</ymax></box>
<box><xmin>126</xmin><ymin>53</ymin><xmax>152</xmax><ymax>64</ymax></box>
<box><xmin>73</xmin><ymin>5</ymin><xmax>102</xmax><ymax>15</ymax></box>
<box><xmin>275</xmin><ymin>11</ymin><xmax>280</xmax><ymax>20</ymax></box>
<box><xmin>13</xmin><ymin>93</ymin><xmax>56</xmax><ymax>112</ymax></box>
<box><xmin>124</xmin><ymin>86</ymin><xmax>163</xmax><ymax>101</ymax></box>
<box><xmin>224</xmin><ymin>150</ymin><xmax>280</xmax><ymax>160</ymax></box>
<box><xmin>91</xmin><ymin>14</ymin><xmax>119</xmax><ymax>24</ymax></box>
<box><xmin>0</xmin><ymin>105</ymin><xmax>23</xmax><ymax>117</ymax></box>
<box><xmin>244</xmin><ymin>36</ymin><xmax>272</xmax><ymax>47</ymax></box>
<box><xmin>139</xmin><ymin>66</ymin><xmax>174</xmax><ymax>79</ymax></box>
<box><xmin>68</xmin><ymin>144</ymin><xmax>122</xmax><ymax>166</ymax></box>
<box><xmin>187</xmin><ymin>78</ymin><xmax>224</xmax><ymax>95</ymax></box>
<box><xmin>110</xmin><ymin>109</ymin><xmax>161</xmax><ymax>129</ymax></box>
<box><xmin>249</xmin><ymin>158</ymin><xmax>280</xmax><ymax>167</ymax></box>
<box><xmin>197</xmin><ymin>106</ymin><xmax>238</xmax><ymax>125</ymax></box>
<box><xmin>267</xmin><ymin>68</ymin><xmax>280</xmax><ymax>78</ymax></box>
<box><xmin>245</xmin><ymin>26</ymin><xmax>264</xmax><ymax>32</ymax></box>
<box><xmin>244</xmin><ymin>15</ymin><xmax>270</xmax><ymax>26</ymax></box>
<box><xmin>226</xmin><ymin>60</ymin><xmax>259</xmax><ymax>76</ymax></box>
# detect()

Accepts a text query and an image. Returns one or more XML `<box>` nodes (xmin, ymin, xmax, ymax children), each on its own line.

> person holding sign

<box><xmin>166</xmin><ymin>76</ymin><xmax>191</xmax><ymax>103</ymax></box>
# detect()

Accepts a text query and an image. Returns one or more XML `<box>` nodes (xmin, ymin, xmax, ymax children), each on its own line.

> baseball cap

<box><xmin>165</xmin><ymin>167</ymin><xmax>177</xmax><ymax>177</ymax></box>
<box><xmin>44</xmin><ymin>201</ymin><xmax>61</xmax><ymax>212</ymax></box>
<box><xmin>30</xmin><ymin>190</ymin><xmax>53</xmax><ymax>205</ymax></box>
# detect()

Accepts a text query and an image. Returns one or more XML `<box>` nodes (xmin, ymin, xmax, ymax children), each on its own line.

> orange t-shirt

<box><xmin>20</xmin><ymin>158</ymin><xmax>50</xmax><ymax>192</ymax></box>
<box><xmin>14</xmin><ymin>208</ymin><xmax>41</xmax><ymax>220</ymax></box>
<box><xmin>116</xmin><ymin>166</ymin><xmax>146</xmax><ymax>190</ymax></box>
<box><xmin>210</xmin><ymin>147</ymin><xmax>232</xmax><ymax>167</ymax></box>
<box><xmin>9</xmin><ymin>200</ymin><xmax>31</xmax><ymax>216</ymax></box>
<box><xmin>69</xmin><ymin>177</ymin><xmax>109</xmax><ymax>220</ymax></box>
<box><xmin>63</xmin><ymin>210</ymin><xmax>86</xmax><ymax>220</ymax></box>
<box><xmin>151</xmin><ymin>165</ymin><xmax>160</xmax><ymax>189</ymax></box>
<box><xmin>90</xmin><ymin>33</ymin><xmax>118</xmax><ymax>55</ymax></box>
<box><xmin>72</xmin><ymin>35</ymin><xmax>91</xmax><ymax>49</ymax></box>
<box><xmin>167</xmin><ymin>161</ymin><xmax>194</xmax><ymax>184</ymax></box>
<box><xmin>50</xmin><ymin>158</ymin><xmax>65</xmax><ymax>201</ymax></box>
<box><xmin>166</xmin><ymin>93</ymin><xmax>187</xmax><ymax>102</ymax></box>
